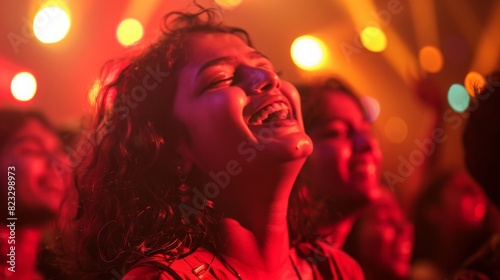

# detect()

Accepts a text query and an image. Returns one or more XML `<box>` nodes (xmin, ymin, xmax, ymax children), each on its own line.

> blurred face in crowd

<box><xmin>355</xmin><ymin>194</ymin><xmax>414</xmax><ymax>278</ymax></box>
<box><xmin>0</xmin><ymin>119</ymin><xmax>69</xmax><ymax>225</ymax></box>
<box><xmin>439</xmin><ymin>171</ymin><xmax>488</xmax><ymax>230</ymax></box>
<box><xmin>304</xmin><ymin>91</ymin><xmax>382</xmax><ymax>210</ymax></box>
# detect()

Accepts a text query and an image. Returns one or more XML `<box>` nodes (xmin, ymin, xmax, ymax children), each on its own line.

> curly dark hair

<box><xmin>288</xmin><ymin>77</ymin><xmax>368</xmax><ymax>245</ymax></box>
<box><xmin>59</xmin><ymin>7</ymin><xmax>253</xmax><ymax>279</ymax></box>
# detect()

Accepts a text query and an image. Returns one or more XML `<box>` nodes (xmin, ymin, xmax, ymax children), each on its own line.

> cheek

<box><xmin>378</xmin><ymin>225</ymin><xmax>397</xmax><ymax>244</ymax></box>
<box><xmin>175</xmin><ymin>92</ymin><xmax>248</xmax><ymax>170</ymax></box>
<box><xmin>280</xmin><ymin>81</ymin><xmax>303</xmax><ymax>126</ymax></box>
<box><xmin>310</xmin><ymin>141</ymin><xmax>351</xmax><ymax>164</ymax></box>
<box><xmin>3</xmin><ymin>158</ymin><xmax>50</xmax><ymax>213</ymax></box>
<box><xmin>15</xmin><ymin>158</ymin><xmax>47</xmax><ymax>191</ymax></box>
<box><xmin>177</xmin><ymin>93</ymin><xmax>241</xmax><ymax>137</ymax></box>
<box><xmin>371</xmin><ymin>139</ymin><xmax>383</xmax><ymax>165</ymax></box>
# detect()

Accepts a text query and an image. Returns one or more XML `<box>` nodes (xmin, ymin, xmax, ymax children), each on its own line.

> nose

<box><xmin>353</xmin><ymin>130</ymin><xmax>376</xmax><ymax>153</ymax></box>
<box><xmin>239</xmin><ymin>65</ymin><xmax>280</xmax><ymax>95</ymax></box>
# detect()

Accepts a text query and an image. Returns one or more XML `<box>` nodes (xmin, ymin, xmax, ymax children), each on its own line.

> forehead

<box><xmin>315</xmin><ymin>91</ymin><xmax>364</xmax><ymax>121</ymax></box>
<box><xmin>6</xmin><ymin>120</ymin><xmax>60</xmax><ymax>151</ymax></box>
<box><xmin>182</xmin><ymin>32</ymin><xmax>256</xmax><ymax>66</ymax></box>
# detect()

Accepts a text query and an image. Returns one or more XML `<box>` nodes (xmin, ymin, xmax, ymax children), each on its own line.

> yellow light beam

<box><xmin>470</xmin><ymin>1</ymin><xmax>500</xmax><ymax>74</ymax></box>
<box><xmin>409</xmin><ymin>0</ymin><xmax>439</xmax><ymax>47</ymax></box>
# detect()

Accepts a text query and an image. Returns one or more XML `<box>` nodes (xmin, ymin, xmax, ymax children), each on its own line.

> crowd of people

<box><xmin>1</xmin><ymin>5</ymin><xmax>499</xmax><ymax>280</ymax></box>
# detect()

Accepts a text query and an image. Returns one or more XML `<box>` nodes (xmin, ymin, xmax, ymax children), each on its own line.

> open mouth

<box><xmin>248</xmin><ymin>101</ymin><xmax>292</xmax><ymax>125</ymax></box>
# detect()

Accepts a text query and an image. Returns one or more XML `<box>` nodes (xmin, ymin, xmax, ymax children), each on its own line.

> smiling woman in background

<box><xmin>287</xmin><ymin>77</ymin><xmax>382</xmax><ymax>278</ymax></box>
<box><xmin>0</xmin><ymin>110</ymin><xmax>70</xmax><ymax>280</ymax></box>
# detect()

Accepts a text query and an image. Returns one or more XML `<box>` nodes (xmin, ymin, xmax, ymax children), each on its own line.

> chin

<box><xmin>352</xmin><ymin>181</ymin><xmax>381</xmax><ymax>198</ymax></box>
<box><xmin>265</xmin><ymin>132</ymin><xmax>313</xmax><ymax>163</ymax></box>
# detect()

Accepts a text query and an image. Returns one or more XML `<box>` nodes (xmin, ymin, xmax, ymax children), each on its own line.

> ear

<box><xmin>173</xmin><ymin>146</ymin><xmax>194</xmax><ymax>176</ymax></box>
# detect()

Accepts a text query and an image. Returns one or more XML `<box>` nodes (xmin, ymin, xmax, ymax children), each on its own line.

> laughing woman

<box><xmin>287</xmin><ymin>77</ymin><xmax>381</xmax><ymax>279</ymax></box>
<box><xmin>62</xmin><ymin>7</ymin><xmax>314</xmax><ymax>279</ymax></box>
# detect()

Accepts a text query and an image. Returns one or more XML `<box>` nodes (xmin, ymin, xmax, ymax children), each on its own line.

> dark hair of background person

<box><xmin>57</xmin><ymin>7</ymin><xmax>256</xmax><ymax>279</ymax></box>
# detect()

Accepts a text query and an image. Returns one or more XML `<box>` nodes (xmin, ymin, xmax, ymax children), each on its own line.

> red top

<box><xmin>290</xmin><ymin>239</ymin><xmax>365</xmax><ymax>280</ymax></box>
<box><xmin>123</xmin><ymin>242</ymin><xmax>364</xmax><ymax>279</ymax></box>
<box><xmin>123</xmin><ymin>247</ymin><xmax>236</xmax><ymax>279</ymax></box>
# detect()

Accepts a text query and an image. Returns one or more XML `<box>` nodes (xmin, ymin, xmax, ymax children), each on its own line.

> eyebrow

<box><xmin>196</xmin><ymin>51</ymin><xmax>270</xmax><ymax>77</ymax></box>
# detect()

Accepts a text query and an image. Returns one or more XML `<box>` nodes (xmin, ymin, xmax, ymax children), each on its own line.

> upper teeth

<box><xmin>249</xmin><ymin>102</ymin><xmax>290</xmax><ymax>125</ymax></box>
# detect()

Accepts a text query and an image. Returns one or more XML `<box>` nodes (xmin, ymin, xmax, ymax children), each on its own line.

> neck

<box><xmin>215</xmin><ymin>160</ymin><xmax>304</xmax><ymax>278</ymax></box>
<box><xmin>1</xmin><ymin>226</ymin><xmax>43</xmax><ymax>279</ymax></box>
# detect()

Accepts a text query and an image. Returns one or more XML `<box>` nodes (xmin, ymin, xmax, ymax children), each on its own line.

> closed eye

<box><xmin>321</xmin><ymin>128</ymin><xmax>349</xmax><ymax>139</ymax></box>
<box><xmin>320</xmin><ymin>121</ymin><xmax>350</xmax><ymax>139</ymax></box>
<box><xmin>204</xmin><ymin>73</ymin><xmax>234</xmax><ymax>90</ymax></box>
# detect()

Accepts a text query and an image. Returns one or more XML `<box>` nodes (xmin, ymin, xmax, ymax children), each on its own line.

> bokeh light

<box><xmin>360</xmin><ymin>26</ymin><xmax>387</xmax><ymax>52</ymax></box>
<box><xmin>215</xmin><ymin>0</ymin><xmax>243</xmax><ymax>9</ymax></box>
<box><xmin>33</xmin><ymin>3</ymin><xmax>71</xmax><ymax>44</ymax></box>
<box><xmin>360</xmin><ymin>96</ymin><xmax>381</xmax><ymax>122</ymax></box>
<box><xmin>290</xmin><ymin>35</ymin><xmax>327</xmax><ymax>70</ymax></box>
<box><xmin>384</xmin><ymin>117</ymin><xmax>408</xmax><ymax>143</ymax></box>
<box><xmin>447</xmin><ymin>84</ymin><xmax>470</xmax><ymax>113</ymax></box>
<box><xmin>11</xmin><ymin>72</ymin><xmax>37</xmax><ymax>101</ymax></box>
<box><xmin>464</xmin><ymin>71</ymin><xmax>486</xmax><ymax>97</ymax></box>
<box><xmin>117</xmin><ymin>18</ymin><xmax>144</xmax><ymax>46</ymax></box>
<box><xmin>419</xmin><ymin>46</ymin><xmax>444</xmax><ymax>73</ymax></box>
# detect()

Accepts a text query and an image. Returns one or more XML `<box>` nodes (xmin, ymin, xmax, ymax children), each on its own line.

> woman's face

<box><xmin>304</xmin><ymin>91</ymin><xmax>382</xmax><ymax>207</ymax></box>
<box><xmin>0</xmin><ymin>119</ymin><xmax>69</xmax><ymax>224</ymax></box>
<box><xmin>172</xmin><ymin>32</ymin><xmax>312</xmax><ymax>175</ymax></box>
<box><xmin>440</xmin><ymin>171</ymin><xmax>488</xmax><ymax>229</ymax></box>
<box><xmin>356</xmin><ymin>196</ymin><xmax>414</xmax><ymax>278</ymax></box>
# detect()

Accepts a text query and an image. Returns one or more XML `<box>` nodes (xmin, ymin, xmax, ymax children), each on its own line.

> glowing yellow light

<box><xmin>384</xmin><ymin>117</ymin><xmax>408</xmax><ymax>143</ymax></box>
<box><xmin>33</xmin><ymin>2</ymin><xmax>71</xmax><ymax>44</ymax></box>
<box><xmin>447</xmin><ymin>84</ymin><xmax>470</xmax><ymax>113</ymax></box>
<box><xmin>88</xmin><ymin>79</ymin><xmax>102</xmax><ymax>106</ymax></box>
<box><xmin>360</xmin><ymin>26</ymin><xmax>387</xmax><ymax>52</ymax></box>
<box><xmin>290</xmin><ymin>35</ymin><xmax>327</xmax><ymax>70</ymax></box>
<box><xmin>464</xmin><ymin>71</ymin><xmax>486</xmax><ymax>97</ymax></box>
<box><xmin>215</xmin><ymin>0</ymin><xmax>243</xmax><ymax>9</ymax></box>
<box><xmin>117</xmin><ymin>18</ymin><xmax>144</xmax><ymax>47</ymax></box>
<box><xmin>419</xmin><ymin>46</ymin><xmax>443</xmax><ymax>73</ymax></box>
<box><xmin>360</xmin><ymin>96</ymin><xmax>381</xmax><ymax>122</ymax></box>
<box><xmin>11</xmin><ymin>72</ymin><xmax>37</xmax><ymax>101</ymax></box>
